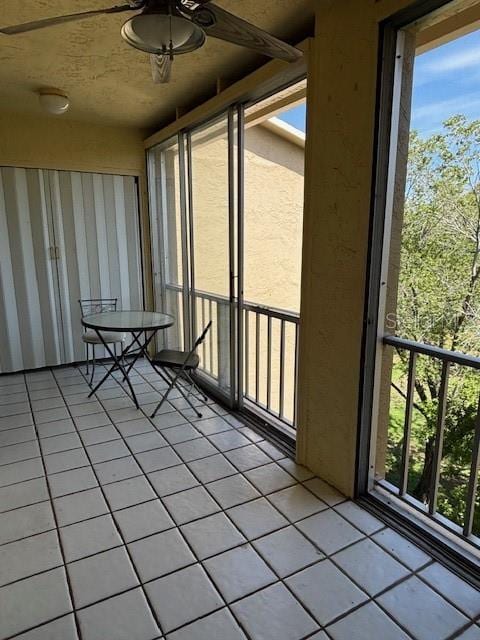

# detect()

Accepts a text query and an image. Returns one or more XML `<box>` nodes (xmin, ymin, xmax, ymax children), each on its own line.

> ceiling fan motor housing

<box><xmin>121</xmin><ymin>0</ymin><xmax>206</xmax><ymax>55</ymax></box>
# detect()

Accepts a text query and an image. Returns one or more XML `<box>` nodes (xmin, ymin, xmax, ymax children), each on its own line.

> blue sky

<box><xmin>412</xmin><ymin>28</ymin><xmax>480</xmax><ymax>136</ymax></box>
<box><xmin>279</xmin><ymin>102</ymin><xmax>306</xmax><ymax>132</ymax></box>
<box><xmin>279</xmin><ymin>28</ymin><xmax>480</xmax><ymax>138</ymax></box>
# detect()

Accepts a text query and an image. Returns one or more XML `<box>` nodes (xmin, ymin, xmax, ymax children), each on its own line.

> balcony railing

<box><xmin>381</xmin><ymin>335</ymin><xmax>480</xmax><ymax>550</ymax></box>
<box><xmin>163</xmin><ymin>284</ymin><xmax>299</xmax><ymax>429</ymax></box>
<box><xmin>243</xmin><ymin>301</ymin><xmax>299</xmax><ymax>429</ymax></box>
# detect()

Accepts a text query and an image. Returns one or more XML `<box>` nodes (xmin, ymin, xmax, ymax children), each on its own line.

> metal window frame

<box><xmin>186</xmin><ymin>110</ymin><xmax>236</xmax><ymax>404</ymax></box>
<box><xmin>236</xmin><ymin>104</ymin><xmax>245</xmax><ymax>411</ymax></box>
<box><xmin>356</xmin><ymin>0</ymin><xmax>480</xmax><ymax>583</ymax></box>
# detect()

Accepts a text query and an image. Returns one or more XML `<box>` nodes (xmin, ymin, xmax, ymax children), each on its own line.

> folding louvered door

<box><xmin>0</xmin><ymin>167</ymin><xmax>143</xmax><ymax>373</ymax></box>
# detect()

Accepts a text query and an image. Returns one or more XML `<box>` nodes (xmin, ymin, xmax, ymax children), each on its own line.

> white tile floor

<box><xmin>0</xmin><ymin>361</ymin><xmax>479</xmax><ymax>640</ymax></box>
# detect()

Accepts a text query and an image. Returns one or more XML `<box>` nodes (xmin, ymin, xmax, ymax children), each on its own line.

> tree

<box><xmin>390</xmin><ymin>115</ymin><xmax>480</xmax><ymax>532</ymax></box>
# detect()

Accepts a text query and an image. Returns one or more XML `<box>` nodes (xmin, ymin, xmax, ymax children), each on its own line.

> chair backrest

<box><xmin>194</xmin><ymin>321</ymin><xmax>212</xmax><ymax>349</ymax></box>
<box><xmin>78</xmin><ymin>298</ymin><xmax>118</xmax><ymax>318</ymax></box>
<box><xmin>176</xmin><ymin>321</ymin><xmax>212</xmax><ymax>372</ymax></box>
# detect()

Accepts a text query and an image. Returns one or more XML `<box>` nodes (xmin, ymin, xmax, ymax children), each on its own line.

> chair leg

<box><xmin>186</xmin><ymin>372</ymin><xmax>208</xmax><ymax>401</ymax></box>
<box><xmin>85</xmin><ymin>343</ymin><xmax>89</xmax><ymax>376</ymax></box>
<box><xmin>113</xmin><ymin>343</ymin><xmax>118</xmax><ymax>375</ymax></box>
<box><xmin>151</xmin><ymin>367</ymin><xmax>202</xmax><ymax>419</ymax></box>
<box><xmin>151</xmin><ymin>367</ymin><xmax>178</xmax><ymax>418</ymax></box>
<box><xmin>89</xmin><ymin>345</ymin><xmax>96</xmax><ymax>386</ymax></box>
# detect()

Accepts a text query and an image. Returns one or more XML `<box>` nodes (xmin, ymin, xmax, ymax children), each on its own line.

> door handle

<box><xmin>48</xmin><ymin>246</ymin><xmax>60</xmax><ymax>260</ymax></box>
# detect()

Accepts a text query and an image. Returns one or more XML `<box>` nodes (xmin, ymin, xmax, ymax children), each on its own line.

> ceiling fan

<box><xmin>0</xmin><ymin>0</ymin><xmax>303</xmax><ymax>84</ymax></box>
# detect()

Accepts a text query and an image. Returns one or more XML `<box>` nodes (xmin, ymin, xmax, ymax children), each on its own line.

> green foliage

<box><xmin>388</xmin><ymin>115</ymin><xmax>480</xmax><ymax>535</ymax></box>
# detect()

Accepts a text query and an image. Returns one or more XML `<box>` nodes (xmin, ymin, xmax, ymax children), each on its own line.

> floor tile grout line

<box><xmin>0</xmin><ymin>452</ymin><xmax>40</xmax><ymax>468</ymax></box>
<box><xmin>0</xmin><ymin>419</ymin><xmax>475</xmax><ymax>627</ymax></box>
<box><xmin>51</xmin><ymin>369</ymin><xmax>168</xmax><ymax>640</ymax></box>
<box><xmin>115</xmin><ymin>375</ymin><xmax>330</xmax><ymax>640</ymax></box>
<box><xmin>72</xmin><ymin>364</ymin><xmax>247</xmax><ymax>640</ymax></box>
<box><xmin>1</xmin><ymin>468</ymin><xmax>476</xmax><ymax>632</ymax></box>
<box><xmin>21</xmin><ymin>371</ymin><xmax>84</xmax><ymax>640</ymax></box>
<box><xmin>4</xmin><ymin>612</ymin><xmax>79</xmax><ymax>640</ymax></box>
<box><xmin>446</xmin><ymin>617</ymin><xmax>480</xmax><ymax>640</ymax></box>
<box><xmin>74</xmin><ymin>362</ymin><xmax>265</xmax><ymax>640</ymax></box>
<box><xmin>281</xmin><ymin>503</ymin><xmax>479</xmax><ymax>628</ymax></box>
<box><xmin>143</xmin><ymin>375</ymin><xmax>480</xmax><ymax>632</ymax></box>
<box><xmin>2</xmin><ymin>363</ymin><xmax>478</xmax><ymax>638</ymax></box>
<box><xmin>2</xmin><ymin>386</ymin><xmax>463</xmax><ymax>580</ymax></box>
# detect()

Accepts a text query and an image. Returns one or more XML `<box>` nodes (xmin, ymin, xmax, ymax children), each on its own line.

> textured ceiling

<box><xmin>0</xmin><ymin>1</ymin><xmax>314</xmax><ymax>132</ymax></box>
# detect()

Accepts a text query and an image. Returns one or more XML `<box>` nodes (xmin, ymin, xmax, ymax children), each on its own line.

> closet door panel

<box><xmin>121</xmin><ymin>175</ymin><xmax>143</xmax><ymax>310</ymax></box>
<box><xmin>52</xmin><ymin>170</ymin><xmax>143</xmax><ymax>363</ymax></box>
<box><xmin>51</xmin><ymin>170</ymin><xmax>80</xmax><ymax>362</ymax></box>
<box><xmin>0</xmin><ymin>168</ymin><xmax>62</xmax><ymax>372</ymax></box>
<box><xmin>0</xmin><ymin>173</ymin><xmax>23</xmax><ymax>372</ymax></box>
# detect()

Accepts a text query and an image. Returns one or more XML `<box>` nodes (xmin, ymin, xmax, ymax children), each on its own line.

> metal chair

<box><xmin>78</xmin><ymin>298</ymin><xmax>126</xmax><ymax>385</ymax></box>
<box><xmin>150</xmin><ymin>321</ymin><xmax>212</xmax><ymax>419</ymax></box>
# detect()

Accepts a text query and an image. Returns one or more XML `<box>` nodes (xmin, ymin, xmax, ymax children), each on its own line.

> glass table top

<box><xmin>81</xmin><ymin>311</ymin><xmax>174</xmax><ymax>332</ymax></box>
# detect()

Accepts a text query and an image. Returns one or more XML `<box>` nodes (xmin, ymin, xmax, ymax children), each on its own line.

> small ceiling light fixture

<box><xmin>121</xmin><ymin>1</ymin><xmax>205</xmax><ymax>58</ymax></box>
<box><xmin>38</xmin><ymin>89</ymin><xmax>70</xmax><ymax>115</ymax></box>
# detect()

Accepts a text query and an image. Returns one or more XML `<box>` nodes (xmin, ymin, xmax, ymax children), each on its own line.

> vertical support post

<box><xmin>228</xmin><ymin>107</ymin><xmax>237</xmax><ymax>408</ymax></box>
<box><xmin>186</xmin><ymin>132</ymin><xmax>196</xmax><ymax>351</ymax></box>
<box><xmin>464</xmin><ymin>393</ymin><xmax>480</xmax><ymax>537</ymax></box>
<box><xmin>399</xmin><ymin>350</ymin><xmax>417</xmax><ymax>496</ymax></box>
<box><xmin>178</xmin><ymin>132</ymin><xmax>191</xmax><ymax>351</ymax></box>
<box><xmin>429</xmin><ymin>360</ymin><xmax>450</xmax><ymax>515</ymax></box>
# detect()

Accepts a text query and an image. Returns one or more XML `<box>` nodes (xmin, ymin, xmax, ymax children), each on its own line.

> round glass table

<box><xmin>82</xmin><ymin>310</ymin><xmax>174</xmax><ymax>408</ymax></box>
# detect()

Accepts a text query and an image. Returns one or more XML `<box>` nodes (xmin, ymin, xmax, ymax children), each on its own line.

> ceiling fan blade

<box><xmin>179</xmin><ymin>0</ymin><xmax>212</xmax><ymax>9</ymax></box>
<box><xmin>189</xmin><ymin>3</ymin><xmax>303</xmax><ymax>63</ymax></box>
<box><xmin>0</xmin><ymin>4</ymin><xmax>134</xmax><ymax>35</ymax></box>
<box><xmin>150</xmin><ymin>54</ymin><xmax>172</xmax><ymax>84</ymax></box>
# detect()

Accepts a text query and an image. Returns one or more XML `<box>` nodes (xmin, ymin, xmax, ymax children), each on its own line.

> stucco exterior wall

<box><xmin>244</xmin><ymin>125</ymin><xmax>304</xmax><ymax>313</ymax></box>
<box><xmin>189</xmin><ymin>123</ymin><xmax>304</xmax><ymax>314</ymax></box>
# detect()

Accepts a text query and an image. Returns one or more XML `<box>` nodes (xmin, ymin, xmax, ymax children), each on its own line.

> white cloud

<box><xmin>421</xmin><ymin>46</ymin><xmax>480</xmax><ymax>75</ymax></box>
<box><xmin>411</xmin><ymin>93</ymin><xmax>480</xmax><ymax>134</ymax></box>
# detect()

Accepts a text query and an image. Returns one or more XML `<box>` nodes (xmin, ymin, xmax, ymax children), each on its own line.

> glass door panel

<box><xmin>189</xmin><ymin>114</ymin><xmax>233</xmax><ymax>398</ymax></box>
<box><xmin>149</xmin><ymin>137</ymin><xmax>188</xmax><ymax>351</ymax></box>
<box><xmin>242</xmin><ymin>81</ymin><xmax>306</xmax><ymax>430</ymax></box>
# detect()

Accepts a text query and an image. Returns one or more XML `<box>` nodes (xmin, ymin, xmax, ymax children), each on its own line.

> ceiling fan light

<box><xmin>121</xmin><ymin>11</ymin><xmax>205</xmax><ymax>55</ymax></box>
<box><xmin>38</xmin><ymin>90</ymin><xmax>70</xmax><ymax>115</ymax></box>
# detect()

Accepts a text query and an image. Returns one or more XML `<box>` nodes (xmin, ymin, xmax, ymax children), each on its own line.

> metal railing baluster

<box><xmin>201</xmin><ymin>296</ymin><xmax>206</xmax><ymax>371</ymax></box>
<box><xmin>399</xmin><ymin>351</ymin><xmax>417</xmax><ymax>497</ymax></box>
<box><xmin>429</xmin><ymin>360</ymin><xmax>450</xmax><ymax>515</ymax></box>
<box><xmin>245</xmin><ymin>309</ymin><xmax>249</xmax><ymax>397</ymax></box>
<box><xmin>209</xmin><ymin>299</ymin><xmax>214</xmax><ymax>376</ymax></box>
<box><xmin>255</xmin><ymin>312</ymin><xmax>260</xmax><ymax>403</ymax></box>
<box><xmin>464</xmin><ymin>394</ymin><xmax>480</xmax><ymax>537</ymax></box>
<box><xmin>279</xmin><ymin>319</ymin><xmax>285</xmax><ymax>421</ymax></box>
<box><xmin>267</xmin><ymin>316</ymin><xmax>272</xmax><ymax>411</ymax></box>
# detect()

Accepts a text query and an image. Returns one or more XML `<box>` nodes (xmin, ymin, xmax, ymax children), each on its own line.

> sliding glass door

<box><xmin>148</xmin><ymin>78</ymin><xmax>306</xmax><ymax>434</ymax></box>
<box><xmin>149</xmin><ymin>111</ymin><xmax>240</xmax><ymax>404</ymax></box>
<box><xmin>149</xmin><ymin>136</ymin><xmax>189</xmax><ymax>352</ymax></box>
